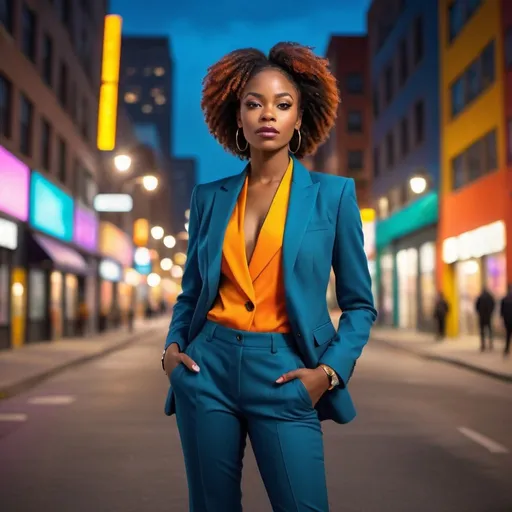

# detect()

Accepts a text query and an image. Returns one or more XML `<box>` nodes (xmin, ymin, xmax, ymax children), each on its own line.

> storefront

<box><xmin>98</xmin><ymin>221</ymin><xmax>133</xmax><ymax>330</ymax></box>
<box><xmin>0</xmin><ymin>145</ymin><xmax>30</xmax><ymax>349</ymax></box>
<box><xmin>73</xmin><ymin>205</ymin><xmax>99</xmax><ymax>334</ymax></box>
<box><xmin>27</xmin><ymin>172</ymin><xmax>90</xmax><ymax>342</ymax></box>
<box><xmin>442</xmin><ymin>220</ymin><xmax>506</xmax><ymax>336</ymax></box>
<box><xmin>375</xmin><ymin>192</ymin><xmax>438</xmax><ymax>331</ymax></box>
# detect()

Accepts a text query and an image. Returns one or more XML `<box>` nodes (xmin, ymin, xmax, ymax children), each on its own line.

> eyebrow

<box><xmin>244</xmin><ymin>92</ymin><xmax>294</xmax><ymax>100</ymax></box>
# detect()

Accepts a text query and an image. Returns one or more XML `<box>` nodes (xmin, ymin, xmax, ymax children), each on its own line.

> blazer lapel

<box><xmin>283</xmin><ymin>157</ymin><xmax>319</xmax><ymax>274</ymax></box>
<box><xmin>206</xmin><ymin>166</ymin><xmax>248</xmax><ymax>304</ymax></box>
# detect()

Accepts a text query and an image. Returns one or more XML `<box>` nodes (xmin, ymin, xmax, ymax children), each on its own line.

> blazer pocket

<box><xmin>306</xmin><ymin>223</ymin><xmax>329</xmax><ymax>233</ymax></box>
<box><xmin>313</xmin><ymin>321</ymin><xmax>337</xmax><ymax>346</ymax></box>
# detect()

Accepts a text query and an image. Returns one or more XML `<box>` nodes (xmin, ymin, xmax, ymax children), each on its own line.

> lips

<box><xmin>256</xmin><ymin>126</ymin><xmax>279</xmax><ymax>134</ymax></box>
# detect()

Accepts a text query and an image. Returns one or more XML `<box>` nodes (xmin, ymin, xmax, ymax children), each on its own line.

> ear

<box><xmin>236</xmin><ymin>107</ymin><xmax>242</xmax><ymax>129</ymax></box>
<box><xmin>295</xmin><ymin>110</ymin><xmax>303</xmax><ymax>131</ymax></box>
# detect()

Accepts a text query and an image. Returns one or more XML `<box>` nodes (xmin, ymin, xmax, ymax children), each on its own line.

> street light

<box><xmin>114</xmin><ymin>154</ymin><xmax>132</xmax><ymax>172</ymax></box>
<box><xmin>410</xmin><ymin>176</ymin><xmax>427</xmax><ymax>195</ymax></box>
<box><xmin>147</xmin><ymin>273</ymin><xmax>161</xmax><ymax>287</ymax></box>
<box><xmin>160</xmin><ymin>258</ymin><xmax>173</xmax><ymax>271</ymax></box>
<box><xmin>142</xmin><ymin>174</ymin><xmax>159</xmax><ymax>192</ymax></box>
<box><xmin>164</xmin><ymin>235</ymin><xmax>176</xmax><ymax>249</ymax></box>
<box><xmin>171</xmin><ymin>265</ymin><xmax>183</xmax><ymax>279</ymax></box>
<box><xmin>151</xmin><ymin>226</ymin><xmax>164</xmax><ymax>240</ymax></box>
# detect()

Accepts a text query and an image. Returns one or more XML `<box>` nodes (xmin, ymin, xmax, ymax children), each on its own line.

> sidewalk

<box><xmin>329</xmin><ymin>309</ymin><xmax>512</xmax><ymax>382</ymax></box>
<box><xmin>372</xmin><ymin>326</ymin><xmax>512</xmax><ymax>382</ymax></box>
<box><xmin>0</xmin><ymin>316</ymin><xmax>170</xmax><ymax>400</ymax></box>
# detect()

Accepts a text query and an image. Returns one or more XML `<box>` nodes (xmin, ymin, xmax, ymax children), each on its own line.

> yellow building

<box><xmin>438</xmin><ymin>0</ymin><xmax>508</xmax><ymax>337</ymax></box>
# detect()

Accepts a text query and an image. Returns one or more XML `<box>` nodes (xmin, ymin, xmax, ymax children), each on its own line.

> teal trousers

<box><xmin>171</xmin><ymin>320</ymin><xmax>329</xmax><ymax>511</ymax></box>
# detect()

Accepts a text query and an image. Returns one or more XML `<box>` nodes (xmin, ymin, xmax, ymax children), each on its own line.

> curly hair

<box><xmin>201</xmin><ymin>42</ymin><xmax>340</xmax><ymax>160</ymax></box>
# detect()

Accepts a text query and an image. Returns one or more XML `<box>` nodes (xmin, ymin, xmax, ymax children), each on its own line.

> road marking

<box><xmin>28</xmin><ymin>395</ymin><xmax>76</xmax><ymax>405</ymax></box>
<box><xmin>0</xmin><ymin>413</ymin><xmax>28</xmax><ymax>422</ymax></box>
<box><xmin>458</xmin><ymin>427</ymin><xmax>509</xmax><ymax>454</ymax></box>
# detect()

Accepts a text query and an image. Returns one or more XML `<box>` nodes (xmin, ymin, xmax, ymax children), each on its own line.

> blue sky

<box><xmin>110</xmin><ymin>0</ymin><xmax>372</xmax><ymax>184</ymax></box>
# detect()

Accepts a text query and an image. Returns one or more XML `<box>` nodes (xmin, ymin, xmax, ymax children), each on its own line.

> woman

<box><xmin>161</xmin><ymin>42</ymin><xmax>376</xmax><ymax>511</ymax></box>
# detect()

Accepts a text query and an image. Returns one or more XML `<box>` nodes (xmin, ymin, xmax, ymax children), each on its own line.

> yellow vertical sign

<box><xmin>10</xmin><ymin>268</ymin><xmax>26</xmax><ymax>348</ymax></box>
<box><xmin>97</xmin><ymin>15</ymin><xmax>123</xmax><ymax>151</ymax></box>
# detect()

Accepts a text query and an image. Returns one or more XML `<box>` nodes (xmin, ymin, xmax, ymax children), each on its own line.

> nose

<box><xmin>260</xmin><ymin>108</ymin><xmax>276</xmax><ymax>122</ymax></box>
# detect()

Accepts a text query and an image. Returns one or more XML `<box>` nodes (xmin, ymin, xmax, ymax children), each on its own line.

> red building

<box><xmin>313</xmin><ymin>35</ymin><xmax>372</xmax><ymax>208</ymax></box>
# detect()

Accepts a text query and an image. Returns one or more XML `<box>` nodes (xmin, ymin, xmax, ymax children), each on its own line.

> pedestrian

<box><xmin>127</xmin><ymin>307</ymin><xmax>135</xmax><ymax>333</ymax></box>
<box><xmin>476</xmin><ymin>287</ymin><xmax>495</xmax><ymax>351</ymax></box>
<box><xmin>433</xmin><ymin>291</ymin><xmax>449</xmax><ymax>340</ymax></box>
<box><xmin>500</xmin><ymin>285</ymin><xmax>512</xmax><ymax>356</ymax></box>
<box><xmin>161</xmin><ymin>42</ymin><xmax>377</xmax><ymax>511</ymax></box>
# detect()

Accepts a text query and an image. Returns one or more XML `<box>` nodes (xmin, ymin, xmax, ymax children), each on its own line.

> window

<box><xmin>450</xmin><ymin>129</ymin><xmax>497</xmax><ymax>190</ymax></box>
<box><xmin>347</xmin><ymin>111</ymin><xmax>363</xmax><ymax>132</ymax></box>
<box><xmin>22</xmin><ymin>4</ymin><xmax>37</xmax><ymax>63</ymax></box>
<box><xmin>0</xmin><ymin>73</ymin><xmax>12</xmax><ymax>138</ymax></box>
<box><xmin>124</xmin><ymin>89</ymin><xmax>139</xmax><ymax>104</ymax></box>
<box><xmin>400</xmin><ymin>117</ymin><xmax>409</xmax><ymax>156</ymax></box>
<box><xmin>41</xmin><ymin>118</ymin><xmax>51</xmax><ymax>171</ymax></box>
<box><xmin>346</xmin><ymin>73</ymin><xmax>363</xmax><ymax>94</ymax></box>
<box><xmin>384</xmin><ymin>65</ymin><xmax>393</xmax><ymax>104</ymax></box>
<box><xmin>414</xmin><ymin>100</ymin><xmax>425</xmax><ymax>144</ymax></box>
<box><xmin>448</xmin><ymin>0</ymin><xmax>483</xmax><ymax>43</ymax></box>
<box><xmin>154</xmin><ymin>67</ymin><xmax>165</xmax><ymax>77</ymax></box>
<box><xmin>413</xmin><ymin>16</ymin><xmax>423</xmax><ymax>65</ymax></box>
<box><xmin>348</xmin><ymin>151</ymin><xmax>363</xmax><ymax>171</ymax></box>
<box><xmin>141</xmin><ymin>104</ymin><xmax>153</xmax><ymax>114</ymax></box>
<box><xmin>0</xmin><ymin>0</ymin><xmax>13</xmax><ymax>33</ymax></box>
<box><xmin>450</xmin><ymin>40</ymin><xmax>495</xmax><ymax>118</ymax></box>
<box><xmin>506</xmin><ymin>27</ymin><xmax>512</xmax><ymax>69</ymax></box>
<box><xmin>58</xmin><ymin>61</ymin><xmax>68</xmax><ymax>108</ymax></box>
<box><xmin>398</xmin><ymin>38</ymin><xmax>408</xmax><ymax>86</ymax></box>
<box><xmin>19</xmin><ymin>94</ymin><xmax>33</xmax><ymax>156</ymax></box>
<box><xmin>386</xmin><ymin>132</ymin><xmax>394</xmax><ymax>168</ymax></box>
<box><xmin>42</xmin><ymin>34</ymin><xmax>53</xmax><ymax>87</ymax></box>
<box><xmin>57</xmin><ymin>137</ymin><xmax>67</xmax><ymax>183</ymax></box>
<box><xmin>373</xmin><ymin>147</ymin><xmax>380</xmax><ymax>177</ymax></box>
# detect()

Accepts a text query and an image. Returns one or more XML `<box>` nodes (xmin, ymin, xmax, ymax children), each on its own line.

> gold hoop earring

<box><xmin>236</xmin><ymin>128</ymin><xmax>248</xmax><ymax>152</ymax></box>
<box><xmin>289</xmin><ymin>129</ymin><xmax>301</xmax><ymax>154</ymax></box>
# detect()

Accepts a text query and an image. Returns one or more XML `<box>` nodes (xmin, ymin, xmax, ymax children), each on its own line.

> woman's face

<box><xmin>238</xmin><ymin>68</ymin><xmax>301</xmax><ymax>154</ymax></box>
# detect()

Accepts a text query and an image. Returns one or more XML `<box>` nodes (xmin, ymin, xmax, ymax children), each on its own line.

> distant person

<box><xmin>500</xmin><ymin>285</ymin><xmax>512</xmax><ymax>356</ymax></box>
<box><xmin>433</xmin><ymin>292</ymin><xmax>449</xmax><ymax>340</ymax></box>
<box><xmin>127</xmin><ymin>308</ymin><xmax>135</xmax><ymax>333</ymax></box>
<box><xmin>476</xmin><ymin>287</ymin><xmax>495</xmax><ymax>351</ymax></box>
<box><xmin>161</xmin><ymin>42</ymin><xmax>376</xmax><ymax>511</ymax></box>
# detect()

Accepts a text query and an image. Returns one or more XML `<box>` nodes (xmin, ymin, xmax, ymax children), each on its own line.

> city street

<box><xmin>0</xmin><ymin>328</ymin><xmax>511</xmax><ymax>512</ymax></box>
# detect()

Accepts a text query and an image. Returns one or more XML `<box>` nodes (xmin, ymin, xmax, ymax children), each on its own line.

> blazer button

<box><xmin>245</xmin><ymin>301</ymin><xmax>255</xmax><ymax>312</ymax></box>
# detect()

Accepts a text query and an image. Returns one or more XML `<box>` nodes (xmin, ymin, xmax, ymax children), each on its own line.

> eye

<box><xmin>245</xmin><ymin>101</ymin><xmax>260</xmax><ymax>109</ymax></box>
<box><xmin>278</xmin><ymin>103</ymin><xmax>292</xmax><ymax>110</ymax></box>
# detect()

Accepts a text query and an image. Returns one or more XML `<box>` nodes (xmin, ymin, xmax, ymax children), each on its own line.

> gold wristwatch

<box><xmin>319</xmin><ymin>364</ymin><xmax>339</xmax><ymax>390</ymax></box>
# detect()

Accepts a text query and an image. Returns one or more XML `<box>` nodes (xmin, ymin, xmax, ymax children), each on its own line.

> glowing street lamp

<box><xmin>164</xmin><ymin>235</ymin><xmax>176</xmax><ymax>249</ymax></box>
<box><xmin>160</xmin><ymin>258</ymin><xmax>173</xmax><ymax>271</ymax></box>
<box><xmin>410</xmin><ymin>176</ymin><xmax>427</xmax><ymax>195</ymax></box>
<box><xmin>151</xmin><ymin>226</ymin><xmax>164</xmax><ymax>240</ymax></box>
<box><xmin>142</xmin><ymin>174</ymin><xmax>159</xmax><ymax>192</ymax></box>
<box><xmin>171</xmin><ymin>265</ymin><xmax>183</xmax><ymax>279</ymax></box>
<box><xmin>147</xmin><ymin>273</ymin><xmax>161</xmax><ymax>287</ymax></box>
<box><xmin>114</xmin><ymin>154</ymin><xmax>132</xmax><ymax>172</ymax></box>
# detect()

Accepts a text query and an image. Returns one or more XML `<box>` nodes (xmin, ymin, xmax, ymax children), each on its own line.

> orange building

<box><xmin>438</xmin><ymin>0</ymin><xmax>510</xmax><ymax>336</ymax></box>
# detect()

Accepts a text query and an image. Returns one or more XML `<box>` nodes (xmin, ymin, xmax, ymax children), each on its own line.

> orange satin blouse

<box><xmin>207</xmin><ymin>158</ymin><xmax>293</xmax><ymax>332</ymax></box>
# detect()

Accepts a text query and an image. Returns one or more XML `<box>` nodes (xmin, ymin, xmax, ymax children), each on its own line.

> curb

<box><xmin>374</xmin><ymin>337</ymin><xmax>512</xmax><ymax>384</ymax></box>
<box><xmin>0</xmin><ymin>327</ymin><xmax>159</xmax><ymax>400</ymax></box>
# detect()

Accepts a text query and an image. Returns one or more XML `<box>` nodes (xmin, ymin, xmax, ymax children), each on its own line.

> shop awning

<box><xmin>32</xmin><ymin>233</ymin><xmax>90</xmax><ymax>275</ymax></box>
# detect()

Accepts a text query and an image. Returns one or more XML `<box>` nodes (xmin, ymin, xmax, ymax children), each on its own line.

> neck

<box><xmin>248</xmin><ymin>150</ymin><xmax>290</xmax><ymax>184</ymax></box>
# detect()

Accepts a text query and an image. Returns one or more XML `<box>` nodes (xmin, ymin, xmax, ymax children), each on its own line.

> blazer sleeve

<box><xmin>164</xmin><ymin>185</ymin><xmax>202</xmax><ymax>351</ymax></box>
<box><xmin>319</xmin><ymin>179</ymin><xmax>377</xmax><ymax>386</ymax></box>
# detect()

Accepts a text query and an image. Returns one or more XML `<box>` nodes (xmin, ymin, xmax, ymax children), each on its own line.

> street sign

<box><xmin>93</xmin><ymin>194</ymin><xmax>133</xmax><ymax>212</ymax></box>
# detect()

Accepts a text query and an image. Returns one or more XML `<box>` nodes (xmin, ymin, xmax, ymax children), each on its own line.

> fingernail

<box><xmin>192</xmin><ymin>364</ymin><xmax>200</xmax><ymax>372</ymax></box>
<box><xmin>276</xmin><ymin>377</ymin><xmax>283</xmax><ymax>383</ymax></box>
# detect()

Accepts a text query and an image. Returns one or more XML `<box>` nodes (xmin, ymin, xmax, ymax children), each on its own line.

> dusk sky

<box><xmin>110</xmin><ymin>0</ymin><xmax>372</xmax><ymax>184</ymax></box>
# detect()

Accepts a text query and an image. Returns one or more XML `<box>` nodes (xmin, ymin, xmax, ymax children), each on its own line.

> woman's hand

<box><xmin>164</xmin><ymin>343</ymin><xmax>200</xmax><ymax>376</ymax></box>
<box><xmin>275</xmin><ymin>367</ymin><xmax>330</xmax><ymax>406</ymax></box>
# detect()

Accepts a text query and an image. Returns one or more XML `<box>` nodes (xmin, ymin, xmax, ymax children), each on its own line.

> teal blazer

<box><xmin>164</xmin><ymin>156</ymin><xmax>377</xmax><ymax>424</ymax></box>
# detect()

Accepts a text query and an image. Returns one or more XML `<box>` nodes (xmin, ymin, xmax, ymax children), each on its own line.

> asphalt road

<box><xmin>0</xmin><ymin>329</ymin><xmax>511</xmax><ymax>512</ymax></box>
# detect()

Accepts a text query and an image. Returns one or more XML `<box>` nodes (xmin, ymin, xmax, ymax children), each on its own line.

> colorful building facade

<box><xmin>438</xmin><ymin>0</ymin><xmax>509</xmax><ymax>337</ymax></box>
<box><xmin>368</xmin><ymin>0</ymin><xmax>441</xmax><ymax>331</ymax></box>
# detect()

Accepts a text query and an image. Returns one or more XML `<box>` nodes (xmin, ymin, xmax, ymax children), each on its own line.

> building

<box><xmin>368</xmin><ymin>0</ymin><xmax>440</xmax><ymax>331</ymax></box>
<box><xmin>118</xmin><ymin>36</ymin><xmax>173</xmax><ymax>157</ymax></box>
<box><xmin>315</xmin><ymin>35</ymin><xmax>372</xmax><ymax>209</ymax></box>
<box><xmin>0</xmin><ymin>0</ymin><xmax>107</xmax><ymax>348</ymax></box>
<box><xmin>438</xmin><ymin>0</ymin><xmax>508</xmax><ymax>337</ymax></box>
<box><xmin>169</xmin><ymin>157</ymin><xmax>197</xmax><ymax>237</ymax></box>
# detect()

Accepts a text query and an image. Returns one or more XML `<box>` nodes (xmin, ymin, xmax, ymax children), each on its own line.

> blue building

<box><xmin>368</xmin><ymin>0</ymin><xmax>440</xmax><ymax>331</ymax></box>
